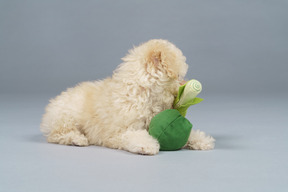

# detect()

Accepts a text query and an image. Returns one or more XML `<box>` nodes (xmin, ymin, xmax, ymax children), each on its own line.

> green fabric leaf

<box><xmin>176</xmin><ymin>97</ymin><xmax>203</xmax><ymax>116</ymax></box>
<box><xmin>173</xmin><ymin>83</ymin><xmax>187</xmax><ymax>107</ymax></box>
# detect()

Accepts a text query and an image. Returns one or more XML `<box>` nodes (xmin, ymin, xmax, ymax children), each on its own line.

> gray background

<box><xmin>1</xmin><ymin>0</ymin><xmax>288</xmax><ymax>192</ymax></box>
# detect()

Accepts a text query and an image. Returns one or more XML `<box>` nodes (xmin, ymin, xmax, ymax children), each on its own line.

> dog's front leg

<box><xmin>184</xmin><ymin>129</ymin><xmax>215</xmax><ymax>150</ymax></box>
<box><xmin>120</xmin><ymin>129</ymin><xmax>160</xmax><ymax>155</ymax></box>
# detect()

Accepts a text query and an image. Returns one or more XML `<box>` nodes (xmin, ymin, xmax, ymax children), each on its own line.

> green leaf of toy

<box><xmin>176</xmin><ymin>97</ymin><xmax>204</xmax><ymax>116</ymax></box>
<box><xmin>190</xmin><ymin>97</ymin><xmax>204</xmax><ymax>105</ymax></box>
<box><xmin>173</xmin><ymin>83</ymin><xmax>187</xmax><ymax>107</ymax></box>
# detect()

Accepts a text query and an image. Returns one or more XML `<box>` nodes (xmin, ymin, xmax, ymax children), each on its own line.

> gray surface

<box><xmin>1</xmin><ymin>0</ymin><xmax>288</xmax><ymax>192</ymax></box>
<box><xmin>0</xmin><ymin>94</ymin><xmax>288</xmax><ymax>192</ymax></box>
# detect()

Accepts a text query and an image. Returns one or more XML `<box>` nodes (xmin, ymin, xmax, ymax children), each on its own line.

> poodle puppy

<box><xmin>40</xmin><ymin>39</ymin><xmax>215</xmax><ymax>155</ymax></box>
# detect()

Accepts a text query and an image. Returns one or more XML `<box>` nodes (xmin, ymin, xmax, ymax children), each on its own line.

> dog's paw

<box><xmin>185</xmin><ymin>130</ymin><xmax>215</xmax><ymax>150</ymax></box>
<box><xmin>71</xmin><ymin>134</ymin><xmax>89</xmax><ymax>147</ymax></box>
<box><xmin>130</xmin><ymin>142</ymin><xmax>160</xmax><ymax>155</ymax></box>
<box><xmin>122</xmin><ymin>130</ymin><xmax>160</xmax><ymax>155</ymax></box>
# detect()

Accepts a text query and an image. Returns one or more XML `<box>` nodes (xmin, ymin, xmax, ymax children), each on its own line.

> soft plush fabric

<box><xmin>173</xmin><ymin>81</ymin><xmax>203</xmax><ymax>117</ymax></box>
<box><xmin>148</xmin><ymin>79</ymin><xmax>204</xmax><ymax>151</ymax></box>
<box><xmin>149</xmin><ymin>109</ymin><xmax>192</xmax><ymax>151</ymax></box>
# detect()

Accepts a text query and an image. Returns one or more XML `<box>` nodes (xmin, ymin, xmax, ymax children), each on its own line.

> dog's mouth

<box><xmin>179</xmin><ymin>80</ymin><xmax>187</xmax><ymax>85</ymax></box>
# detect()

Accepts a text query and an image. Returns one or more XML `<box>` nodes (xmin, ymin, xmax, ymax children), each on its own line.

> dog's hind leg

<box><xmin>47</xmin><ymin>127</ymin><xmax>89</xmax><ymax>146</ymax></box>
<box><xmin>44</xmin><ymin>116</ymin><xmax>88</xmax><ymax>146</ymax></box>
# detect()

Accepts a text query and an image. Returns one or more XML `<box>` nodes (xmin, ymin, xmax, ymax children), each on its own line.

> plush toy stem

<box><xmin>173</xmin><ymin>79</ymin><xmax>203</xmax><ymax>117</ymax></box>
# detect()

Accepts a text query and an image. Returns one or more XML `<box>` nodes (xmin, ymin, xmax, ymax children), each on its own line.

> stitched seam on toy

<box><xmin>156</xmin><ymin>114</ymin><xmax>181</xmax><ymax>140</ymax></box>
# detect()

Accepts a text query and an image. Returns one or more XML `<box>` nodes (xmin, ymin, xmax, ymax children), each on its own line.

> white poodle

<box><xmin>41</xmin><ymin>39</ymin><xmax>215</xmax><ymax>155</ymax></box>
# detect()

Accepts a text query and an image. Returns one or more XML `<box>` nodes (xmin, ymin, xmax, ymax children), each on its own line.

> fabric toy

<box><xmin>149</xmin><ymin>79</ymin><xmax>203</xmax><ymax>151</ymax></box>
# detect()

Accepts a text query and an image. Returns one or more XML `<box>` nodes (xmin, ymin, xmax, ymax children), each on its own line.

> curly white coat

<box><xmin>40</xmin><ymin>39</ymin><xmax>214</xmax><ymax>155</ymax></box>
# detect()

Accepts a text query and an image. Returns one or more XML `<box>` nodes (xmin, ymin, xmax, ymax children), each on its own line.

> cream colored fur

<box><xmin>40</xmin><ymin>39</ymin><xmax>215</xmax><ymax>155</ymax></box>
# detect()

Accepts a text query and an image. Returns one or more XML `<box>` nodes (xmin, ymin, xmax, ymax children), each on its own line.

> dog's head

<box><xmin>115</xmin><ymin>39</ymin><xmax>188</xmax><ymax>90</ymax></box>
<box><xmin>123</xmin><ymin>39</ymin><xmax>188</xmax><ymax>81</ymax></box>
<box><xmin>142</xmin><ymin>39</ymin><xmax>188</xmax><ymax>82</ymax></box>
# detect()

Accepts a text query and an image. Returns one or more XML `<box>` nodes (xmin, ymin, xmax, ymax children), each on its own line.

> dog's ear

<box><xmin>146</xmin><ymin>50</ymin><xmax>178</xmax><ymax>79</ymax></box>
<box><xmin>146</xmin><ymin>51</ymin><xmax>161</xmax><ymax>71</ymax></box>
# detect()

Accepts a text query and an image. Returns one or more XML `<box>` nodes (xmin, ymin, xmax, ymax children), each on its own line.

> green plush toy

<box><xmin>149</xmin><ymin>79</ymin><xmax>203</xmax><ymax>151</ymax></box>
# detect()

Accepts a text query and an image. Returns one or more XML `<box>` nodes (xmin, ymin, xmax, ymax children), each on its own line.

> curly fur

<box><xmin>40</xmin><ymin>39</ymin><xmax>214</xmax><ymax>155</ymax></box>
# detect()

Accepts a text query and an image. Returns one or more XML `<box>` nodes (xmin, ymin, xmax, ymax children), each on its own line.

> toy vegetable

<box><xmin>149</xmin><ymin>79</ymin><xmax>203</xmax><ymax>151</ymax></box>
<box><xmin>173</xmin><ymin>79</ymin><xmax>203</xmax><ymax>117</ymax></box>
